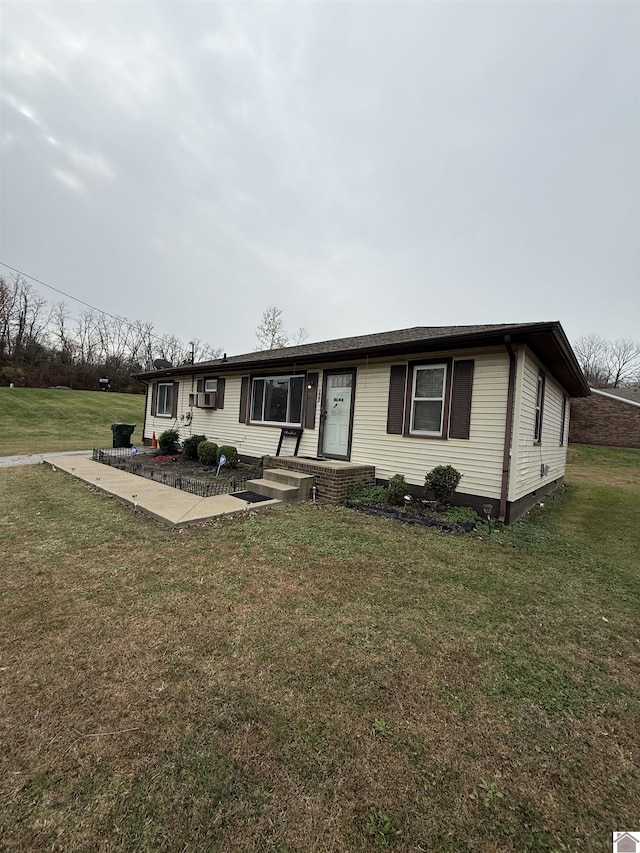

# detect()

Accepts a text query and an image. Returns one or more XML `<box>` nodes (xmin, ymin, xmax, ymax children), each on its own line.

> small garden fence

<box><xmin>92</xmin><ymin>448</ymin><xmax>249</xmax><ymax>498</ymax></box>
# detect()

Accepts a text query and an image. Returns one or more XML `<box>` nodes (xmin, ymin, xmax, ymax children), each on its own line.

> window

<box><xmin>410</xmin><ymin>363</ymin><xmax>447</xmax><ymax>435</ymax></box>
<box><xmin>204</xmin><ymin>378</ymin><xmax>217</xmax><ymax>393</ymax></box>
<box><xmin>250</xmin><ymin>375</ymin><xmax>304</xmax><ymax>425</ymax></box>
<box><xmin>534</xmin><ymin>372</ymin><xmax>545</xmax><ymax>443</ymax></box>
<box><xmin>560</xmin><ymin>395</ymin><xmax>567</xmax><ymax>445</ymax></box>
<box><xmin>157</xmin><ymin>382</ymin><xmax>174</xmax><ymax>417</ymax></box>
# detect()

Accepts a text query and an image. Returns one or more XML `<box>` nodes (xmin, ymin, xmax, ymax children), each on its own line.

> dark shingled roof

<box><xmin>135</xmin><ymin>321</ymin><xmax>590</xmax><ymax>396</ymax></box>
<box><xmin>194</xmin><ymin>324</ymin><xmax>519</xmax><ymax>367</ymax></box>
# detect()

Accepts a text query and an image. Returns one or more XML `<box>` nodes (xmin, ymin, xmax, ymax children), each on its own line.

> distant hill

<box><xmin>0</xmin><ymin>388</ymin><xmax>146</xmax><ymax>456</ymax></box>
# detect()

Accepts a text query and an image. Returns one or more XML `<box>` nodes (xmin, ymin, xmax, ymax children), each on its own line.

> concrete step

<box><xmin>246</xmin><ymin>478</ymin><xmax>300</xmax><ymax>503</ymax></box>
<box><xmin>263</xmin><ymin>468</ymin><xmax>315</xmax><ymax>498</ymax></box>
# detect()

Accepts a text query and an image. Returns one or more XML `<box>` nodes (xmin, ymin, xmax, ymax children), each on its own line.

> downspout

<box><xmin>499</xmin><ymin>336</ymin><xmax>517</xmax><ymax>523</ymax></box>
<box><xmin>141</xmin><ymin>380</ymin><xmax>149</xmax><ymax>445</ymax></box>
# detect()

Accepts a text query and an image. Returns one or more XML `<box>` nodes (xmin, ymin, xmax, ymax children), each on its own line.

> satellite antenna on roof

<box><xmin>153</xmin><ymin>358</ymin><xmax>172</xmax><ymax>370</ymax></box>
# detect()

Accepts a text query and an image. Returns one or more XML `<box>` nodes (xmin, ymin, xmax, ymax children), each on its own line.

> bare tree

<box><xmin>255</xmin><ymin>306</ymin><xmax>309</xmax><ymax>350</ymax></box>
<box><xmin>0</xmin><ymin>271</ymin><xmax>222</xmax><ymax>389</ymax></box>
<box><xmin>573</xmin><ymin>334</ymin><xmax>640</xmax><ymax>388</ymax></box>
<box><xmin>607</xmin><ymin>338</ymin><xmax>640</xmax><ymax>387</ymax></box>
<box><xmin>289</xmin><ymin>326</ymin><xmax>309</xmax><ymax>346</ymax></box>
<box><xmin>0</xmin><ymin>275</ymin><xmax>51</xmax><ymax>366</ymax></box>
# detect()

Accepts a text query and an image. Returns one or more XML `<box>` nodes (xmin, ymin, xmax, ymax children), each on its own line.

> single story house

<box><xmin>135</xmin><ymin>322</ymin><xmax>589</xmax><ymax>522</ymax></box>
<box><xmin>569</xmin><ymin>386</ymin><xmax>640</xmax><ymax>449</ymax></box>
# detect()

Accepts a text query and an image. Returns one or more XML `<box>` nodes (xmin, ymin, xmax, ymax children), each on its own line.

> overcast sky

<box><xmin>1</xmin><ymin>1</ymin><xmax>639</xmax><ymax>356</ymax></box>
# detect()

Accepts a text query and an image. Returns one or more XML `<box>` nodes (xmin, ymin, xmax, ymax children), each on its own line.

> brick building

<box><xmin>569</xmin><ymin>388</ymin><xmax>640</xmax><ymax>449</ymax></box>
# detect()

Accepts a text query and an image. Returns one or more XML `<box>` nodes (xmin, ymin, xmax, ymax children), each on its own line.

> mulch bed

<box><xmin>345</xmin><ymin>500</ymin><xmax>477</xmax><ymax>532</ymax></box>
<box><xmin>139</xmin><ymin>452</ymin><xmax>263</xmax><ymax>484</ymax></box>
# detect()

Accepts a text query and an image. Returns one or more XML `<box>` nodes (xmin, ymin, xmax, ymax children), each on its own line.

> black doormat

<box><xmin>231</xmin><ymin>490</ymin><xmax>272</xmax><ymax>504</ymax></box>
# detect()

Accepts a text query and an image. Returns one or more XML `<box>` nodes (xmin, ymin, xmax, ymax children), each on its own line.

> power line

<box><xmin>0</xmin><ymin>260</ymin><xmax>170</xmax><ymax>345</ymax></box>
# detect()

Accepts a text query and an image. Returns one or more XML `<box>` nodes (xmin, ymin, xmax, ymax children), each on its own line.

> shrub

<box><xmin>158</xmin><ymin>429</ymin><xmax>180</xmax><ymax>455</ymax></box>
<box><xmin>182</xmin><ymin>433</ymin><xmax>207</xmax><ymax>461</ymax></box>
<box><xmin>217</xmin><ymin>444</ymin><xmax>239</xmax><ymax>468</ymax></box>
<box><xmin>424</xmin><ymin>465</ymin><xmax>462</xmax><ymax>504</ymax></box>
<box><xmin>197</xmin><ymin>440</ymin><xmax>219</xmax><ymax>466</ymax></box>
<box><xmin>386</xmin><ymin>474</ymin><xmax>409</xmax><ymax>506</ymax></box>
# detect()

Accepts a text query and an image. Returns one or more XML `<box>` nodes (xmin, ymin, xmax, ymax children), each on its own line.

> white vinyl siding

<box><xmin>350</xmin><ymin>348</ymin><xmax>510</xmax><ymax>499</ymax></box>
<box><xmin>144</xmin><ymin>345</ymin><xmax>569</xmax><ymax>506</ymax></box>
<box><xmin>144</xmin><ymin>350</ymin><xmax>509</xmax><ymax>497</ymax></box>
<box><xmin>509</xmin><ymin>347</ymin><xmax>569</xmax><ymax>502</ymax></box>
<box><xmin>146</xmin><ymin>375</ymin><xmax>321</xmax><ymax>459</ymax></box>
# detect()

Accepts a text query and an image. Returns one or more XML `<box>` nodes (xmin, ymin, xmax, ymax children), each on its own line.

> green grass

<box><xmin>0</xmin><ymin>448</ymin><xmax>638</xmax><ymax>851</ymax></box>
<box><xmin>0</xmin><ymin>387</ymin><xmax>145</xmax><ymax>455</ymax></box>
<box><xmin>567</xmin><ymin>442</ymin><xmax>640</xmax><ymax>469</ymax></box>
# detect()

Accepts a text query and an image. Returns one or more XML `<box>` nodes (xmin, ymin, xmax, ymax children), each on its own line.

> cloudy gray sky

<box><xmin>1</xmin><ymin>0</ymin><xmax>639</xmax><ymax>355</ymax></box>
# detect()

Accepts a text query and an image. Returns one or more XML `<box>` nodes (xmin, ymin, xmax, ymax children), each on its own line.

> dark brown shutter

<box><xmin>239</xmin><ymin>376</ymin><xmax>250</xmax><ymax>423</ymax></box>
<box><xmin>151</xmin><ymin>382</ymin><xmax>158</xmax><ymax>416</ymax></box>
<box><xmin>171</xmin><ymin>382</ymin><xmax>179</xmax><ymax>418</ymax></box>
<box><xmin>216</xmin><ymin>378</ymin><xmax>225</xmax><ymax>409</ymax></box>
<box><xmin>387</xmin><ymin>365</ymin><xmax>407</xmax><ymax>435</ymax></box>
<box><xmin>449</xmin><ymin>360</ymin><xmax>474</xmax><ymax>439</ymax></box>
<box><xmin>197</xmin><ymin>378</ymin><xmax>204</xmax><ymax>393</ymax></box>
<box><xmin>303</xmin><ymin>372</ymin><xmax>318</xmax><ymax>429</ymax></box>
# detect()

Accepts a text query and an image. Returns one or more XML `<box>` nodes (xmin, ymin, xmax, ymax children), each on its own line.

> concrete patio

<box><xmin>43</xmin><ymin>455</ymin><xmax>280</xmax><ymax>526</ymax></box>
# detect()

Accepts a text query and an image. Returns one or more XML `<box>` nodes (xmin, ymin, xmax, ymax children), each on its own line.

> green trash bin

<box><xmin>111</xmin><ymin>423</ymin><xmax>136</xmax><ymax>449</ymax></box>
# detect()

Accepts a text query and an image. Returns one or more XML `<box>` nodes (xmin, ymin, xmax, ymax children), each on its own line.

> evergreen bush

<box><xmin>424</xmin><ymin>465</ymin><xmax>462</xmax><ymax>504</ymax></box>
<box><xmin>386</xmin><ymin>474</ymin><xmax>409</xmax><ymax>506</ymax></box>
<box><xmin>182</xmin><ymin>433</ymin><xmax>207</xmax><ymax>461</ymax></box>
<box><xmin>217</xmin><ymin>445</ymin><xmax>239</xmax><ymax>468</ymax></box>
<box><xmin>197</xmin><ymin>440</ymin><xmax>219</xmax><ymax>466</ymax></box>
<box><xmin>158</xmin><ymin>429</ymin><xmax>180</xmax><ymax>455</ymax></box>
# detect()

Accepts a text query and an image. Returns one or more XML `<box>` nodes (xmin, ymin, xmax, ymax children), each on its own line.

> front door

<box><xmin>320</xmin><ymin>370</ymin><xmax>356</xmax><ymax>459</ymax></box>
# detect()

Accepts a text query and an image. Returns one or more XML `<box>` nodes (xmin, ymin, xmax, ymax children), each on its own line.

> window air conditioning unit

<box><xmin>197</xmin><ymin>392</ymin><xmax>216</xmax><ymax>408</ymax></box>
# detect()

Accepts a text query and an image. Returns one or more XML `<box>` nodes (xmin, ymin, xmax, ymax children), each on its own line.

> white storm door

<box><xmin>321</xmin><ymin>372</ymin><xmax>354</xmax><ymax>458</ymax></box>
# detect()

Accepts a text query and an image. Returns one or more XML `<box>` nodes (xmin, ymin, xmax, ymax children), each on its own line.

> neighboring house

<box><xmin>135</xmin><ymin>322</ymin><xmax>589</xmax><ymax>522</ymax></box>
<box><xmin>569</xmin><ymin>387</ymin><xmax>640</xmax><ymax>449</ymax></box>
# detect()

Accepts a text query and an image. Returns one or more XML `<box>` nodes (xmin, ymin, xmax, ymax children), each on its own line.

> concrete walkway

<box><xmin>0</xmin><ymin>449</ymin><xmax>93</xmax><ymax>468</ymax></box>
<box><xmin>42</xmin><ymin>455</ymin><xmax>280</xmax><ymax>526</ymax></box>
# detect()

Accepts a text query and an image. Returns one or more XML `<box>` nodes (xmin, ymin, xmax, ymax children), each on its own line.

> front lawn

<box><xmin>1</xmin><ymin>446</ymin><xmax>638</xmax><ymax>851</ymax></box>
<box><xmin>0</xmin><ymin>387</ymin><xmax>145</xmax><ymax>456</ymax></box>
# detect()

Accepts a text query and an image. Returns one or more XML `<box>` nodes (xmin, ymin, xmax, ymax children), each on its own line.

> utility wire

<box><xmin>0</xmin><ymin>260</ymin><xmax>172</xmax><ymax>345</ymax></box>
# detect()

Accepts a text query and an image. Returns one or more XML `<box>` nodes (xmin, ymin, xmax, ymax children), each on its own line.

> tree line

<box><xmin>0</xmin><ymin>274</ymin><xmax>220</xmax><ymax>392</ymax></box>
<box><xmin>3</xmin><ymin>274</ymin><xmax>637</xmax><ymax>393</ymax></box>
<box><xmin>573</xmin><ymin>334</ymin><xmax>640</xmax><ymax>389</ymax></box>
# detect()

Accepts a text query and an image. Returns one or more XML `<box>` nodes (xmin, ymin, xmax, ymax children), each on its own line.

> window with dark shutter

<box><xmin>304</xmin><ymin>373</ymin><xmax>318</xmax><ymax>429</ymax></box>
<box><xmin>449</xmin><ymin>360</ymin><xmax>474</xmax><ymax>439</ymax></box>
<box><xmin>239</xmin><ymin>376</ymin><xmax>250</xmax><ymax>423</ymax></box>
<box><xmin>217</xmin><ymin>378</ymin><xmax>225</xmax><ymax>409</ymax></box>
<box><xmin>387</xmin><ymin>365</ymin><xmax>407</xmax><ymax>434</ymax></box>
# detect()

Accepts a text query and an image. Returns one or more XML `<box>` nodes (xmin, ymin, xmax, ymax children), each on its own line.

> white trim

<box><xmin>591</xmin><ymin>388</ymin><xmax>640</xmax><ymax>409</ymax></box>
<box><xmin>157</xmin><ymin>382</ymin><xmax>174</xmax><ymax>417</ymax></box>
<box><xmin>409</xmin><ymin>362</ymin><xmax>447</xmax><ymax>435</ymax></box>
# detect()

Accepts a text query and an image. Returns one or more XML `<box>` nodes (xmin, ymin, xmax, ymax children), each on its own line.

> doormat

<box><xmin>231</xmin><ymin>490</ymin><xmax>272</xmax><ymax>503</ymax></box>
